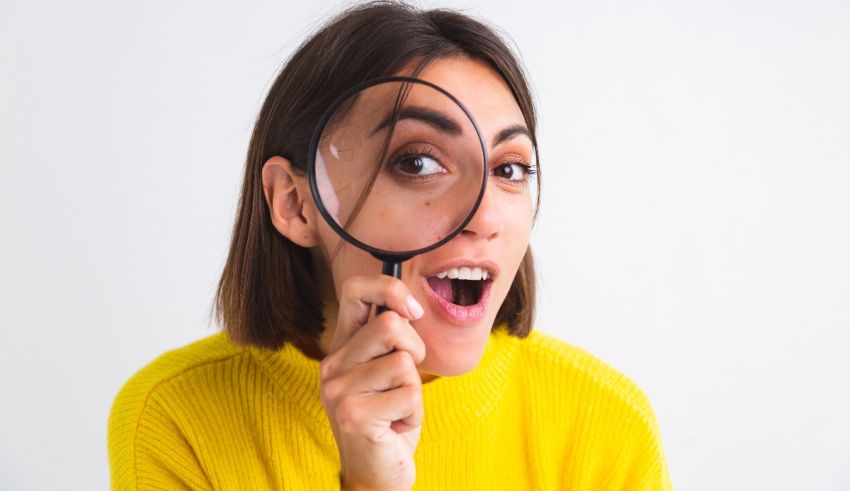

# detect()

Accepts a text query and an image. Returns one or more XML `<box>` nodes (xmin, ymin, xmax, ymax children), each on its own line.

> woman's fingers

<box><xmin>320</xmin><ymin>311</ymin><xmax>426</xmax><ymax>383</ymax></box>
<box><xmin>333</xmin><ymin>381</ymin><xmax>424</xmax><ymax>441</ymax></box>
<box><xmin>331</xmin><ymin>275</ymin><xmax>424</xmax><ymax>354</ymax></box>
<box><xmin>322</xmin><ymin>349</ymin><xmax>421</xmax><ymax>400</ymax></box>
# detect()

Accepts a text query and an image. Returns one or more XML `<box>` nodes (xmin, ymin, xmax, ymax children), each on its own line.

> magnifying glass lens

<box><xmin>313</xmin><ymin>79</ymin><xmax>486</xmax><ymax>255</ymax></box>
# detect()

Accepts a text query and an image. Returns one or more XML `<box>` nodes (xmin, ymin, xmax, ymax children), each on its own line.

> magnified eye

<box><xmin>391</xmin><ymin>152</ymin><xmax>448</xmax><ymax>179</ymax></box>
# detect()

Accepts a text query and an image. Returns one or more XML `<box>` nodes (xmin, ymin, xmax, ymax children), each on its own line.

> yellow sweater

<box><xmin>108</xmin><ymin>325</ymin><xmax>673</xmax><ymax>490</ymax></box>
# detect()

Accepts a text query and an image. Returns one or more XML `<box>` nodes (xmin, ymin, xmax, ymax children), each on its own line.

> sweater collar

<box><xmin>249</xmin><ymin>324</ymin><xmax>519</xmax><ymax>443</ymax></box>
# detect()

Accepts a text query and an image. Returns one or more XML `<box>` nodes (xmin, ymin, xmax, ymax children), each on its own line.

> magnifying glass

<box><xmin>307</xmin><ymin>76</ymin><xmax>488</xmax><ymax>313</ymax></box>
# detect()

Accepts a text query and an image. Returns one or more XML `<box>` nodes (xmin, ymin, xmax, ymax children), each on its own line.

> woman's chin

<box><xmin>415</xmin><ymin>327</ymin><xmax>492</xmax><ymax>381</ymax></box>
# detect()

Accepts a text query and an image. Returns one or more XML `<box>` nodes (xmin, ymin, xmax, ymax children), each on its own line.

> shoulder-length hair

<box><xmin>215</xmin><ymin>0</ymin><xmax>542</xmax><ymax>350</ymax></box>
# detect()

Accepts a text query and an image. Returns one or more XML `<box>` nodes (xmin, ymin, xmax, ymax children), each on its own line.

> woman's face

<box><xmin>310</xmin><ymin>55</ymin><xmax>536</xmax><ymax>379</ymax></box>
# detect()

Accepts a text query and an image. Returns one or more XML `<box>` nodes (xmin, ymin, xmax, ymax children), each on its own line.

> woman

<box><xmin>108</xmin><ymin>2</ymin><xmax>673</xmax><ymax>489</ymax></box>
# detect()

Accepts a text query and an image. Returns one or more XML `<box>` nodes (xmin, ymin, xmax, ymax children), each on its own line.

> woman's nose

<box><xmin>459</xmin><ymin>182</ymin><xmax>502</xmax><ymax>240</ymax></box>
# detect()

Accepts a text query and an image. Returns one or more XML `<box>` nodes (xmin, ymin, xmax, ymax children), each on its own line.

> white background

<box><xmin>2</xmin><ymin>0</ymin><xmax>848</xmax><ymax>489</ymax></box>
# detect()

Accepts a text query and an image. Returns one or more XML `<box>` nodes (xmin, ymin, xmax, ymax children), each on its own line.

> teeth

<box><xmin>434</xmin><ymin>267</ymin><xmax>490</xmax><ymax>281</ymax></box>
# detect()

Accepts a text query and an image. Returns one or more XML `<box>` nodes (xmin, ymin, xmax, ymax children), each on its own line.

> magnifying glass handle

<box><xmin>376</xmin><ymin>261</ymin><xmax>402</xmax><ymax>314</ymax></box>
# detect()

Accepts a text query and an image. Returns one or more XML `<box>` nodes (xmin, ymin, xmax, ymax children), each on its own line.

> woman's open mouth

<box><xmin>423</xmin><ymin>266</ymin><xmax>493</xmax><ymax>325</ymax></box>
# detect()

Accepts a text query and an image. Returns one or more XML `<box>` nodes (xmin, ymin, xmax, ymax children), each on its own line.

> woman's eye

<box><xmin>393</xmin><ymin>154</ymin><xmax>447</xmax><ymax>177</ymax></box>
<box><xmin>492</xmin><ymin>162</ymin><xmax>534</xmax><ymax>182</ymax></box>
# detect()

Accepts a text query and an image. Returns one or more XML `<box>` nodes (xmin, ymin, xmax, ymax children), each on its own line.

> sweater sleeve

<box><xmin>554</xmin><ymin>384</ymin><xmax>674</xmax><ymax>491</ymax></box>
<box><xmin>535</xmin><ymin>331</ymin><xmax>674</xmax><ymax>491</ymax></box>
<box><xmin>108</xmin><ymin>371</ymin><xmax>213</xmax><ymax>490</ymax></box>
<box><xmin>615</xmin><ymin>401</ymin><xmax>674</xmax><ymax>491</ymax></box>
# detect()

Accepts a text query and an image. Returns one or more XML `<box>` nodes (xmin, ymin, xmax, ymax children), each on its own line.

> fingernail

<box><xmin>406</xmin><ymin>295</ymin><xmax>424</xmax><ymax>319</ymax></box>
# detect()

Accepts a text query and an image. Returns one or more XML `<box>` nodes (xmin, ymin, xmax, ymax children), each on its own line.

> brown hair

<box><xmin>214</xmin><ymin>0</ymin><xmax>541</xmax><ymax>350</ymax></box>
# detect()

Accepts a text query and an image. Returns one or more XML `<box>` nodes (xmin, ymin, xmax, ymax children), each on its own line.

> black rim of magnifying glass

<box><xmin>307</xmin><ymin>75</ymin><xmax>489</xmax><ymax>264</ymax></box>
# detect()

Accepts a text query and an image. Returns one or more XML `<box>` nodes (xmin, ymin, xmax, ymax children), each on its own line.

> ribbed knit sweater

<box><xmin>108</xmin><ymin>325</ymin><xmax>673</xmax><ymax>490</ymax></box>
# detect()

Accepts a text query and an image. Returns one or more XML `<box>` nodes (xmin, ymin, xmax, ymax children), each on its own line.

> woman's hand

<box><xmin>319</xmin><ymin>275</ymin><xmax>427</xmax><ymax>491</ymax></box>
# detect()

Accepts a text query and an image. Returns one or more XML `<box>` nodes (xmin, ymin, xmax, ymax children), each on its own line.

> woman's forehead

<box><xmin>394</xmin><ymin>56</ymin><xmax>529</xmax><ymax>146</ymax></box>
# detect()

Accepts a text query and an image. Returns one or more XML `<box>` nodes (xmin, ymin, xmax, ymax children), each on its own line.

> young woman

<box><xmin>108</xmin><ymin>2</ymin><xmax>673</xmax><ymax>489</ymax></box>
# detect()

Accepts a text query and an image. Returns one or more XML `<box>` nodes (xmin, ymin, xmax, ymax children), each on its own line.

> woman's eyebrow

<box><xmin>492</xmin><ymin>124</ymin><xmax>530</xmax><ymax>147</ymax></box>
<box><xmin>370</xmin><ymin>106</ymin><xmax>462</xmax><ymax>137</ymax></box>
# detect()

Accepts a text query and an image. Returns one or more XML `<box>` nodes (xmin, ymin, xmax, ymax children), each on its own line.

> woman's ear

<box><xmin>261</xmin><ymin>156</ymin><xmax>319</xmax><ymax>247</ymax></box>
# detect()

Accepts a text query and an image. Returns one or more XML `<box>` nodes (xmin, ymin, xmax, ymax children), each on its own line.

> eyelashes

<box><xmin>491</xmin><ymin>161</ymin><xmax>537</xmax><ymax>184</ymax></box>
